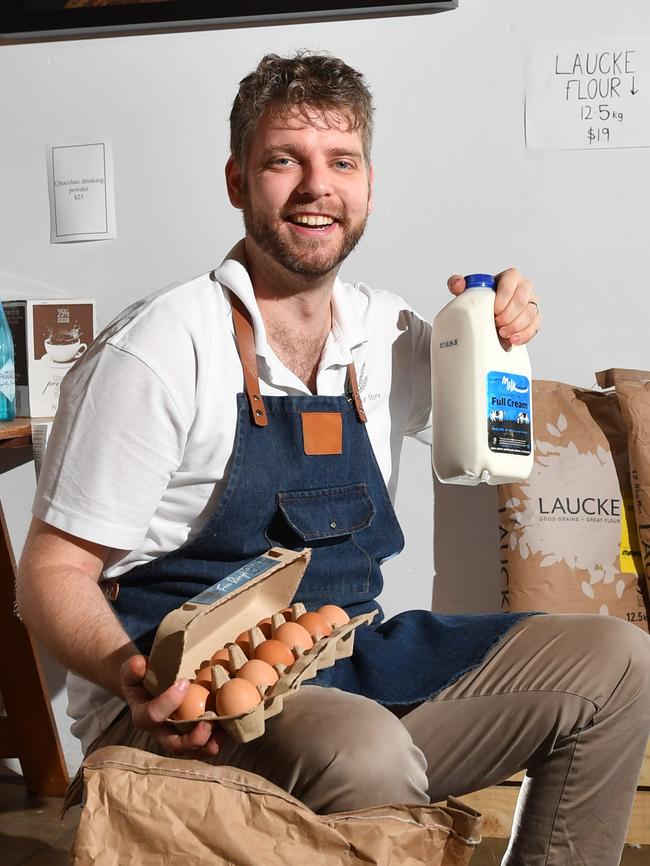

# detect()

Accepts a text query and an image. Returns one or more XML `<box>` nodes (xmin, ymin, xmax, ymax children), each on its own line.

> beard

<box><xmin>242</xmin><ymin>202</ymin><xmax>368</xmax><ymax>279</ymax></box>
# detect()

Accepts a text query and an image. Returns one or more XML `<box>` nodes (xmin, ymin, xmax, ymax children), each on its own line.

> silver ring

<box><xmin>528</xmin><ymin>300</ymin><xmax>540</xmax><ymax>315</ymax></box>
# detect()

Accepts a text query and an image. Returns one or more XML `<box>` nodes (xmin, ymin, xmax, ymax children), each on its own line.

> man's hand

<box><xmin>448</xmin><ymin>268</ymin><xmax>540</xmax><ymax>346</ymax></box>
<box><xmin>121</xmin><ymin>655</ymin><xmax>225</xmax><ymax>758</ymax></box>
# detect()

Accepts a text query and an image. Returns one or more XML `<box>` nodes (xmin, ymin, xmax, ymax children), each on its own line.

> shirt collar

<box><xmin>212</xmin><ymin>240</ymin><xmax>271</xmax><ymax>358</ymax></box>
<box><xmin>212</xmin><ymin>239</ymin><xmax>369</xmax><ymax>363</ymax></box>
<box><xmin>330</xmin><ymin>277</ymin><xmax>368</xmax><ymax>359</ymax></box>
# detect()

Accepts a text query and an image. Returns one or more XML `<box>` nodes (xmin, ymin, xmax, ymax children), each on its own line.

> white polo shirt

<box><xmin>33</xmin><ymin>243</ymin><xmax>433</xmax><ymax>751</ymax></box>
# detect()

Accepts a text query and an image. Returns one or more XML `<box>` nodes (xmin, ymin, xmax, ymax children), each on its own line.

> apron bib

<box><xmin>110</xmin><ymin>293</ymin><xmax>531</xmax><ymax>705</ymax></box>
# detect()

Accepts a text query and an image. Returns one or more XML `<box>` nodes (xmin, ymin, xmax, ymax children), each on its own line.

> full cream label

<box><xmin>487</xmin><ymin>371</ymin><xmax>531</xmax><ymax>455</ymax></box>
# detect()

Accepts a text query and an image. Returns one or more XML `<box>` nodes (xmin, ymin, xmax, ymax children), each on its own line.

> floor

<box><xmin>1</xmin><ymin>773</ymin><xmax>648</xmax><ymax>865</ymax></box>
<box><xmin>1</xmin><ymin>776</ymin><xmax>79</xmax><ymax>866</ymax></box>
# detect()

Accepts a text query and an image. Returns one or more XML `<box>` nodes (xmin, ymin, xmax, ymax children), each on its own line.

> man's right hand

<box><xmin>121</xmin><ymin>655</ymin><xmax>225</xmax><ymax>757</ymax></box>
<box><xmin>17</xmin><ymin>519</ymin><xmax>225</xmax><ymax>758</ymax></box>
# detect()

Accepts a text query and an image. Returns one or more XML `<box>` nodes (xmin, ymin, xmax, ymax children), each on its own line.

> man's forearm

<box><xmin>16</xmin><ymin>519</ymin><xmax>138</xmax><ymax>700</ymax></box>
<box><xmin>18</xmin><ymin>567</ymin><xmax>136</xmax><ymax>698</ymax></box>
<box><xmin>17</xmin><ymin>520</ymin><xmax>222</xmax><ymax>758</ymax></box>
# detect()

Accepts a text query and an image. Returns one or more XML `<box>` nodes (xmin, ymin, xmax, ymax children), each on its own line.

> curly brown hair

<box><xmin>230</xmin><ymin>51</ymin><xmax>374</xmax><ymax>168</ymax></box>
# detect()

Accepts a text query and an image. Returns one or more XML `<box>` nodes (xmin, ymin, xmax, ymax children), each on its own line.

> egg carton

<box><xmin>177</xmin><ymin>606</ymin><xmax>376</xmax><ymax>742</ymax></box>
<box><xmin>143</xmin><ymin>547</ymin><xmax>377</xmax><ymax>743</ymax></box>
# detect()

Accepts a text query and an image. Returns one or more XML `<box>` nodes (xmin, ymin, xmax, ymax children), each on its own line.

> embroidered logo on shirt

<box><xmin>356</xmin><ymin>362</ymin><xmax>380</xmax><ymax>403</ymax></box>
<box><xmin>358</xmin><ymin>362</ymin><xmax>369</xmax><ymax>394</ymax></box>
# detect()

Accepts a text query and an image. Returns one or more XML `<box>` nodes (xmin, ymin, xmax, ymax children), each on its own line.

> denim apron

<box><xmin>110</xmin><ymin>292</ymin><xmax>531</xmax><ymax>706</ymax></box>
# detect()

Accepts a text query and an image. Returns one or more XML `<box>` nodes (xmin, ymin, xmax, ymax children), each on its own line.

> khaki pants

<box><xmin>86</xmin><ymin>614</ymin><xmax>650</xmax><ymax>866</ymax></box>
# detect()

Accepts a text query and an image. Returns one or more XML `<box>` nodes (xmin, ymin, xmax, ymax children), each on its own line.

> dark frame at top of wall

<box><xmin>0</xmin><ymin>0</ymin><xmax>458</xmax><ymax>43</ymax></box>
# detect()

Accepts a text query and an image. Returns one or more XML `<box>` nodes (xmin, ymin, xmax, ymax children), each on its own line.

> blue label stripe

<box><xmin>188</xmin><ymin>555</ymin><xmax>279</xmax><ymax>606</ymax></box>
<box><xmin>486</xmin><ymin>370</ymin><xmax>532</xmax><ymax>455</ymax></box>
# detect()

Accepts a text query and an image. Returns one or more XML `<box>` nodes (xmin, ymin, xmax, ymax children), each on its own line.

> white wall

<box><xmin>1</xmin><ymin>0</ymin><xmax>649</xmax><ymax>775</ymax></box>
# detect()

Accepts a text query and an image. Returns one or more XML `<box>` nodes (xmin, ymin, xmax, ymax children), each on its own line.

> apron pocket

<box><xmin>277</xmin><ymin>483</ymin><xmax>376</xmax><ymax>541</ymax></box>
<box><xmin>265</xmin><ymin>484</ymin><xmax>377</xmax><ymax>599</ymax></box>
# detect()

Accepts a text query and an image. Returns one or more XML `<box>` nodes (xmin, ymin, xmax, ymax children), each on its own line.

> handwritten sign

<box><xmin>46</xmin><ymin>141</ymin><xmax>116</xmax><ymax>243</ymax></box>
<box><xmin>526</xmin><ymin>38</ymin><xmax>650</xmax><ymax>150</ymax></box>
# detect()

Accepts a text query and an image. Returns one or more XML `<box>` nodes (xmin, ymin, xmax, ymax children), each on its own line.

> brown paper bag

<box><xmin>498</xmin><ymin>379</ymin><xmax>648</xmax><ymax>631</ymax></box>
<box><xmin>71</xmin><ymin>746</ymin><xmax>481</xmax><ymax>866</ymax></box>
<box><xmin>599</xmin><ymin>369</ymin><xmax>650</xmax><ymax>614</ymax></box>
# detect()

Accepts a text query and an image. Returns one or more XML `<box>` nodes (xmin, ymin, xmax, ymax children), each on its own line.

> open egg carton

<box><xmin>143</xmin><ymin>547</ymin><xmax>376</xmax><ymax>743</ymax></box>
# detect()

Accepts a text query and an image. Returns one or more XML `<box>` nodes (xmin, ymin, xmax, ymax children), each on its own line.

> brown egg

<box><xmin>210</xmin><ymin>647</ymin><xmax>232</xmax><ymax>672</ymax></box>
<box><xmin>171</xmin><ymin>683</ymin><xmax>211</xmax><ymax>721</ymax></box>
<box><xmin>296</xmin><ymin>611</ymin><xmax>333</xmax><ymax>640</ymax></box>
<box><xmin>256</xmin><ymin>617</ymin><xmax>273</xmax><ymax>639</ymax></box>
<box><xmin>274</xmin><ymin>621</ymin><xmax>314</xmax><ymax>653</ymax></box>
<box><xmin>317</xmin><ymin>604</ymin><xmax>350</xmax><ymax>628</ymax></box>
<box><xmin>216</xmin><ymin>678</ymin><xmax>262</xmax><ymax>716</ymax></box>
<box><xmin>236</xmin><ymin>659</ymin><xmax>279</xmax><ymax>689</ymax></box>
<box><xmin>193</xmin><ymin>667</ymin><xmax>213</xmax><ymax>686</ymax></box>
<box><xmin>253</xmin><ymin>638</ymin><xmax>295</xmax><ymax>668</ymax></box>
<box><xmin>235</xmin><ymin>630</ymin><xmax>252</xmax><ymax>658</ymax></box>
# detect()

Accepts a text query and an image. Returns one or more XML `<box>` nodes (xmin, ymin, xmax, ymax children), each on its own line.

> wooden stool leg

<box><xmin>0</xmin><ymin>504</ymin><xmax>69</xmax><ymax>796</ymax></box>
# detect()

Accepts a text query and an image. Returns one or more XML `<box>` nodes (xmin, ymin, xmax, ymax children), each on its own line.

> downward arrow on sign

<box><xmin>631</xmin><ymin>75</ymin><xmax>639</xmax><ymax>95</ymax></box>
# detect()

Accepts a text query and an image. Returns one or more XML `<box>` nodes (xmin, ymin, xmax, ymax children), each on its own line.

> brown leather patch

<box><xmin>301</xmin><ymin>412</ymin><xmax>343</xmax><ymax>455</ymax></box>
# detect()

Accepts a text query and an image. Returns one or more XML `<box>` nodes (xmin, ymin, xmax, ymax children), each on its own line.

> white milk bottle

<box><xmin>430</xmin><ymin>273</ymin><xmax>533</xmax><ymax>485</ymax></box>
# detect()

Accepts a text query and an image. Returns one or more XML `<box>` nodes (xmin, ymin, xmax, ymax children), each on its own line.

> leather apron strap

<box><xmin>346</xmin><ymin>358</ymin><xmax>368</xmax><ymax>424</ymax></box>
<box><xmin>230</xmin><ymin>291</ymin><xmax>268</xmax><ymax>427</ymax></box>
<box><xmin>229</xmin><ymin>291</ymin><xmax>367</xmax><ymax>425</ymax></box>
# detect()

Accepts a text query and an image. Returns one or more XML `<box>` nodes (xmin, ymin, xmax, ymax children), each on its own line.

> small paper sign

<box><xmin>47</xmin><ymin>141</ymin><xmax>116</xmax><ymax>242</ymax></box>
<box><xmin>526</xmin><ymin>38</ymin><xmax>650</xmax><ymax>150</ymax></box>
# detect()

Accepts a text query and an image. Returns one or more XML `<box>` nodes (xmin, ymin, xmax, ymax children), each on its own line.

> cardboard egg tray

<box><xmin>143</xmin><ymin>547</ymin><xmax>377</xmax><ymax>743</ymax></box>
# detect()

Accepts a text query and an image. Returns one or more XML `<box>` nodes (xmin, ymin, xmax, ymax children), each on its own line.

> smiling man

<box><xmin>225</xmin><ymin>104</ymin><xmax>375</xmax><ymax>392</ymax></box>
<box><xmin>232</xmin><ymin>111</ymin><xmax>371</xmax><ymax>275</ymax></box>
<box><xmin>17</xmin><ymin>52</ymin><xmax>650</xmax><ymax>866</ymax></box>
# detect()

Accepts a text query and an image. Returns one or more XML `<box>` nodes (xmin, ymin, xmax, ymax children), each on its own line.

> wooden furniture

<box><xmin>0</xmin><ymin>419</ymin><xmax>69</xmax><ymax>796</ymax></box>
<box><xmin>461</xmin><ymin>742</ymin><xmax>650</xmax><ymax>844</ymax></box>
<box><xmin>0</xmin><ymin>418</ymin><xmax>31</xmax><ymax>449</ymax></box>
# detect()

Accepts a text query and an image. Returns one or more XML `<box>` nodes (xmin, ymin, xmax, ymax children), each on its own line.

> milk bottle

<box><xmin>430</xmin><ymin>273</ymin><xmax>533</xmax><ymax>485</ymax></box>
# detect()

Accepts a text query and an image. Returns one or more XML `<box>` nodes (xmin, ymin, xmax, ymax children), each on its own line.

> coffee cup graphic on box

<box><xmin>43</xmin><ymin>325</ymin><xmax>87</xmax><ymax>364</ymax></box>
<box><xmin>2</xmin><ymin>299</ymin><xmax>95</xmax><ymax>417</ymax></box>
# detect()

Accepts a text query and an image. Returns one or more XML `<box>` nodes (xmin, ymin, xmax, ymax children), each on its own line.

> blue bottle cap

<box><xmin>464</xmin><ymin>273</ymin><xmax>495</xmax><ymax>289</ymax></box>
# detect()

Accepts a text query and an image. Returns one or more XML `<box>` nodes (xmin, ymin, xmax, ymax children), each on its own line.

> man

<box><xmin>17</xmin><ymin>52</ymin><xmax>650</xmax><ymax>865</ymax></box>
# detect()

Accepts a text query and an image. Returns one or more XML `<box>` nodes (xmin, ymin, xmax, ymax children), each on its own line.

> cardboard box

<box><xmin>2</xmin><ymin>299</ymin><xmax>96</xmax><ymax>417</ymax></box>
<box><xmin>143</xmin><ymin>547</ymin><xmax>376</xmax><ymax>743</ymax></box>
<box><xmin>30</xmin><ymin>418</ymin><xmax>54</xmax><ymax>480</ymax></box>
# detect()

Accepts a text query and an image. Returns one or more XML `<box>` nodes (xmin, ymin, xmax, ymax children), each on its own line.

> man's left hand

<box><xmin>448</xmin><ymin>268</ymin><xmax>540</xmax><ymax>346</ymax></box>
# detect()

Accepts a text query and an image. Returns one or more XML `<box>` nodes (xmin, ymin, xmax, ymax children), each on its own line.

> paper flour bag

<box><xmin>72</xmin><ymin>746</ymin><xmax>482</xmax><ymax>866</ymax></box>
<box><xmin>601</xmin><ymin>369</ymin><xmax>650</xmax><ymax>614</ymax></box>
<box><xmin>498</xmin><ymin>379</ymin><xmax>648</xmax><ymax>631</ymax></box>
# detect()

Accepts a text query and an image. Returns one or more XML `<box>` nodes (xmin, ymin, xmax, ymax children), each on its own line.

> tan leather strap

<box><xmin>346</xmin><ymin>362</ymin><xmax>367</xmax><ymax>424</ymax></box>
<box><xmin>229</xmin><ymin>290</ymin><xmax>366</xmax><ymax>426</ymax></box>
<box><xmin>229</xmin><ymin>292</ymin><xmax>268</xmax><ymax>427</ymax></box>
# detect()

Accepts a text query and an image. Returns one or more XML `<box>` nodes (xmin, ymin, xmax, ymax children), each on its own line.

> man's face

<box><xmin>226</xmin><ymin>107</ymin><xmax>374</xmax><ymax>279</ymax></box>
